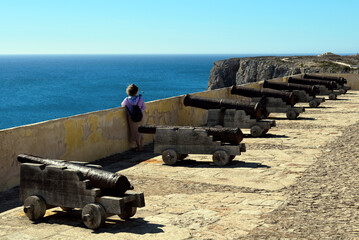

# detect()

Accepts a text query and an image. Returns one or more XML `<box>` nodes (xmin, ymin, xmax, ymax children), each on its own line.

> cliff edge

<box><xmin>208</xmin><ymin>53</ymin><xmax>359</xmax><ymax>90</ymax></box>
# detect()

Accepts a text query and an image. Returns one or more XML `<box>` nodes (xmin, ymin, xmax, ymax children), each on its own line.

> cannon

<box><xmin>230</xmin><ymin>86</ymin><xmax>305</xmax><ymax>120</ymax></box>
<box><xmin>18</xmin><ymin>154</ymin><xmax>132</xmax><ymax>196</ymax></box>
<box><xmin>231</xmin><ymin>85</ymin><xmax>298</xmax><ymax>106</ymax></box>
<box><xmin>140</xmin><ymin>126</ymin><xmax>246</xmax><ymax>166</ymax></box>
<box><xmin>139</xmin><ymin>125</ymin><xmax>244</xmax><ymax>144</ymax></box>
<box><xmin>303</xmin><ymin>74</ymin><xmax>350</xmax><ymax>94</ymax></box>
<box><xmin>18</xmin><ymin>154</ymin><xmax>145</xmax><ymax>229</ymax></box>
<box><xmin>262</xmin><ymin>80</ymin><xmax>320</xmax><ymax>97</ymax></box>
<box><xmin>262</xmin><ymin>80</ymin><xmax>325</xmax><ymax>108</ymax></box>
<box><xmin>183</xmin><ymin>94</ymin><xmax>265</xmax><ymax>120</ymax></box>
<box><xmin>287</xmin><ymin>77</ymin><xmax>340</xmax><ymax>100</ymax></box>
<box><xmin>183</xmin><ymin>95</ymin><xmax>276</xmax><ymax>137</ymax></box>
<box><xmin>287</xmin><ymin>77</ymin><xmax>338</xmax><ymax>90</ymax></box>
<box><xmin>303</xmin><ymin>74</ymin><xmax>347</xmax><ymax>85</ymax></box>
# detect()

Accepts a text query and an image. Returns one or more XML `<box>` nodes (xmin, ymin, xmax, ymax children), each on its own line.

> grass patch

<box><xmin>314</xmin><ymin>61</ymin><xmax>351</xmax><ymax>72</ymax></box>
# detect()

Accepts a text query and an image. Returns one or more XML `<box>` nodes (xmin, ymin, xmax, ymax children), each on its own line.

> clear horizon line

<box><xmin>0</xmin><ymin>52</ymin><xmax>357</xmax><ymax>56</ymax></box>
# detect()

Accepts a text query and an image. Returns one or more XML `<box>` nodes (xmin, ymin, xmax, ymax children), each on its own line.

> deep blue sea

<box><xmin>0</xmin><ymin>54</ymin><xmax>267</xmax><ymax>130</ymax></box>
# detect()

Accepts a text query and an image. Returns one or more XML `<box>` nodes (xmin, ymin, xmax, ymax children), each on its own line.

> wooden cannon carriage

<box><xmin>18</xmin><ymin>154</ymin><xmax>145</xmax><ymax>229</ymax></box>
<box><xmin>139</xmin><ymin>126</ymin><xmax>246</xmax><ymax>166</ymax></box>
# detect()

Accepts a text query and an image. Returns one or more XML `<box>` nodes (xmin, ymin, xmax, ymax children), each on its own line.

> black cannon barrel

<box><xmin>303</xmin><ymin>74</ymin><xmax>347</xmax><ymax>85</ymax></box>
<box><xmin>17</xmin><ymin>154</ymin><xmax>133</xmax><ymax>196</ymax></box>
<box><xmin>183</xmin><ymin>94</ymin><xmax>265</xmax><ymax>120</ymax></box>
<box><xmin>287</xmin><ymin>77</ymin><xmax>338</xmax><ymax>90</ymax></box>
<box><xmin>263</xmin><ymin>80</ymin><xmax>320</xmax><ymax>97</ymax></box>
<box><xmin>138</xmin><ymin>125</ymin><xmax>244</xmax><ymax>144</ymax></box>
<box><xmin>231</xmin><ymin>85</ymin><xmax>298</xmax><ymax>106</ymax></box>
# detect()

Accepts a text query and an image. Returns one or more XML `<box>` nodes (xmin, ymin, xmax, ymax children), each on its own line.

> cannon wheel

<box><xmin>82</xmin><ymin>203</ymin><xmax>106</xmax><ymax>229</ymax></box>
<box><xmin>250</xmin><ymin>125</ymin><xmax>263</xmax><ymax>137</ymax></box>
<box><xmin>309</xmin><ymin>100</ymin><xmax>318</xmax><ymax>108</ymax></box>
<box><xmin>212</xmin><ymin>150</ymin><xmax>230</xmax><ymax>166</ymax></box>
<box><xmin>162</xmin><ymin>149</ymin><xmax>178</xmax><ymax>165</ymax></box>
<box><xmin>118</xmin><ymin>206</ymin><xmax>137</xmax><ymax>220</ymax></box>
<box><xmin>23</xmin><ymin>195</ymin><xmax>47</xmax><ymax>220</ymax></box>
<box><xmin>328</xmin><ymin>93</ymin><xmax>336</xmax><ymax>100</ymax></box>
<box><xmin>286</xmin><ymin>110</ymin><xmax>297</xmax><ymax>120</ymax></box>
<box><xmin>178</xmin><ymin>154</ymin><xmax>188</xmax><ymax>160</ymax></box>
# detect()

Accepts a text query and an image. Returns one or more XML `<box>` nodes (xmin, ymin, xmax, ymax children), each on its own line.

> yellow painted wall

<box><xmin>1</xmin><ymin>74</ymin><xmax>358</xmax><ymax>191</ymax></box>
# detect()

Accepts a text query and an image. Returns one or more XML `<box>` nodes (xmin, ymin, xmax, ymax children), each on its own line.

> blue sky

<box><xmin>0</xmin><ymin>0</ymin><xmax>358</xmax><ymax>54</ymax></box>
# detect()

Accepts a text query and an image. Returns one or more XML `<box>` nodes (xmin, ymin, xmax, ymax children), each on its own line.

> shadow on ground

<box><xmin>170</xmin><ymin>159</ymin><xmax>270</xmax><ymax>169</ymax></box>
<box><xmin>33</xmin><ymin>209</ymin><xmax>164</xmax><ymax>234</ymax></box>
<box><xmin>94</xmin><ymin>143</ymin><xmax>158</xmax><ymax>172</ymax></box>
<box><xmin>267</xmin><ymin>116</ymin><xmax>316</xmax><ymax>121</ymax></box>
<box><xmin>244</xmin><ymin>133</ymin><xmax>288</xmax><ymax>139</ymax></box>
<box><xmin>0</xmin><ymin>186</ymin><xmax>22</xmax><ymax>213</ymax></box>
<box><xmin>313</xmin><ymin>106</ymin><xmax>333</xmax><ymax>109</ymax></box>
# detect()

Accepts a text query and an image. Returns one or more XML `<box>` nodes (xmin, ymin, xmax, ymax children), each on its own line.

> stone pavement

<box><xmin>0</xmin><ymin>91</ymin><xmax>358</xmax><ymax>239</ymax></box>
<box><xmin>248</xmin><ymin>113</ymin><xmax>359</xmax><ymax>239</ymax></box>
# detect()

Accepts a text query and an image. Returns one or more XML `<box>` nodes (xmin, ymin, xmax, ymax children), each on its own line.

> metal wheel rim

<box><xmin>212</xmin><ymin>150</ymin><xmax>229</xmax><ymax>166</ymax></box>
<box><xmin>250</xmin><ymin>125</ymin><xmax>262</xmax><ymax>137</ymax></box>
<box><xmin>162</xmin><ymin>149</ymin><xmax>178</xmax><ymax>165</ymax></box>
<box><xmin>23</xmin><ymin>196</ymin><xmax>47</xmax><ymax>220</ymax></box>
<box><xmin>82</xmin><ymin>203</ymin><xmax>106</xmax><ymax>229</ymax></box>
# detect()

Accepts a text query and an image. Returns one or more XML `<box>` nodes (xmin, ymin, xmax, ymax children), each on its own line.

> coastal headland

<box><xmin>208</xmin><ymin>53</ymin><xmax>359</xmax><ymax>90</ymax></box>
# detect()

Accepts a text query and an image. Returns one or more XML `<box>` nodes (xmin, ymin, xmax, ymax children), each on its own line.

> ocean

<box><xmin>0</xmin><ymin>54</ymin><xmax>261</xmax><ymax>130</ymax></box>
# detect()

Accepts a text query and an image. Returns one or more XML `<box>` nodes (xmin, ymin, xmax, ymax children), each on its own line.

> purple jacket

<box><xmin>121</xmin><ymin>95</ymin><xmax>146</xmax><ymax>114</ymax></box>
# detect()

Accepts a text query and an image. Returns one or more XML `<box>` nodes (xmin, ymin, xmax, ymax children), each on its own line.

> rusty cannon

<box><xmin>230</xmin><ymin>85</ymin><xmax>305</xmax><ymax>120</ymax></box>
<box><xmin>262</xmin><ymin>80</ymin><xmax>319</xmax><ymax>97</ymax></box>
<box><xmin>231</xmin><ymin>85</ymin><xmax>298</xmax><ymax>106</ymax></box>
<box><xmin>288</xmin><ymin>77</ymin><xmax>338</xmax><ymax>90</ymax></box>
<box><xmin>303</xmin><ymin>74</ymin><xmax>350</xmax><ymax>94</ymax></box>
<box><xmin>18</xmin><ymin>154</ymin><xmax>133</xmax><ymax>196</ymax></box>
<box><xmin>18</xmin><ymin>154</ymin><xmax>145</xmax><ymax>229</ymax></box>
<box><xmin>139</xmin><ymin>125</ymin><xmax>244</xmax><ymax>144</ymax></box>
<box><xmin>183</xmin><ymin>94</ymin><xmax>265</xmax><ymax>119</ymax></box>
<box><xmin>303</xmin><ymin>74</ymin><xmax>347</xmax><ymax>85</ymax></box>
<box><xmin>262</xmin><ymin>80</ymin><xmax>325</xmax><ymax>108</ymax></box>
<box><xmin>183</xmin><ymin>95</ymin><xmax>276</xmax><ymax>137</ymax></box>
<box><xmin>139</xmin><ymin>125</ymin><xmax>246</xmax><ymax>166</ymax></box>
<box><xmin>287</xmin><ymin>77</ymin><xmax>340</xmax><ymax>100</ymax></box>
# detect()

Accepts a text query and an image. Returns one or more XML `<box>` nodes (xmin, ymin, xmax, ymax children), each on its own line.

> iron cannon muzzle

<box><xmin>230</xmin><ymin>85</ymin><xmax>298</xmax><ymax>106</ymax></box>
<box><xmin>183</xmin><ymin>94</ymin><xmax>264</xmax><ymax>120</ymax></box>
<box><xmin>303</xmin><ymin>74</ymin><xmax>347</xmax><ymax>85</ymax></box>
<box><xmin>288</xmin><ymin>77</ymin><xmax>338</xmax><ymax>90</ymax></box>
<box><xmin>263</xmin><ymin>80</ymin><xmax>320</xmax><ymax>97</ymax></box>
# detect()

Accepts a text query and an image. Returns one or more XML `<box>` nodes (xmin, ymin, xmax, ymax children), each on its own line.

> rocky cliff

<box><xmin>208</xmin><ymin>54</ymin><xmax>359</xmax><ymax>90</ymax></box>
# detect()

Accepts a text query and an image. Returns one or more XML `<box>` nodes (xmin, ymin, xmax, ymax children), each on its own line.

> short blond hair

<box><xmin>126</xmin><ymin>84</ymin><xmax>139</xmax><ymax>97</ymax></box>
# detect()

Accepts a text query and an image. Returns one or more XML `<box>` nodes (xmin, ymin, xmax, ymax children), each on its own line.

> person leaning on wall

<box><xmin>121</xmin><ymin>84</ymin><xmax>146</xmax><ymax>151</ymax></box>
